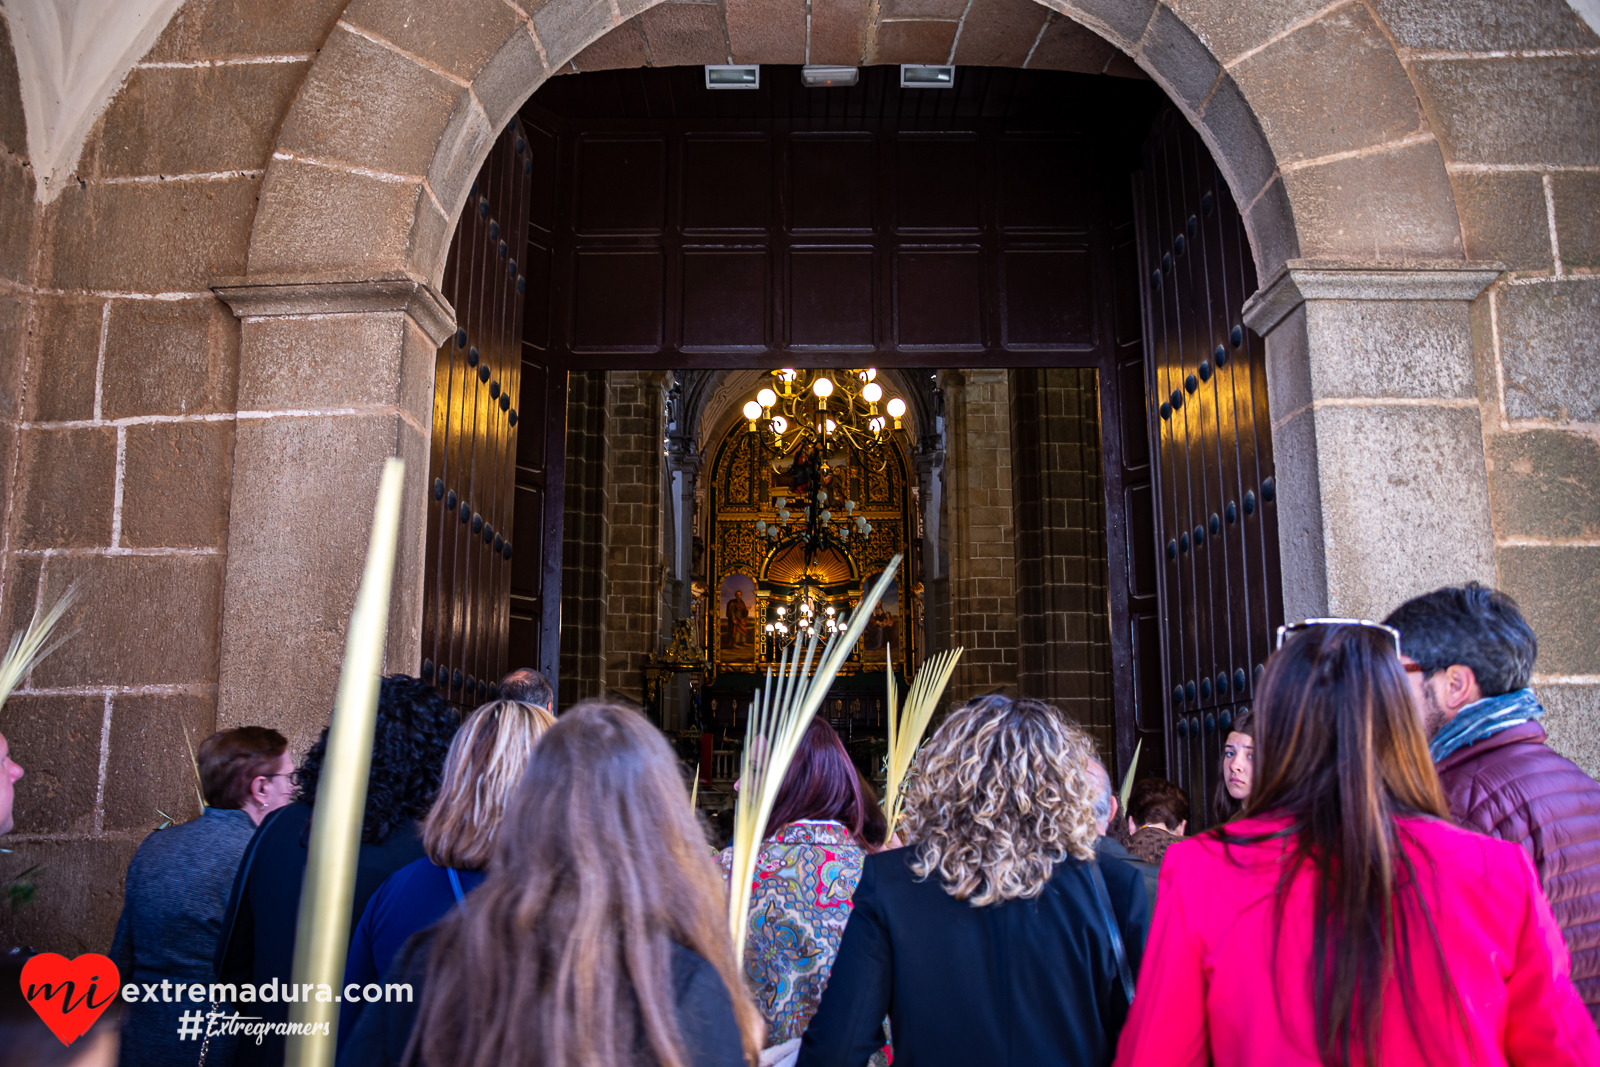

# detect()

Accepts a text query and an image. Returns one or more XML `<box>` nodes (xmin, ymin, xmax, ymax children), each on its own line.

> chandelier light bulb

<box><xmin>886</xmin><ymin>397</ymin><xmax>907</xmax><ymax>418</ymax></box>
<box><xmin>845</xmin><ymin>500</ymin><xmax>855</xmax><ymax>512</ymax></box>
<box><xmin>756</xmin><ymin>388</ymin><xmax>777</xmax><ymax>408</ymax></box>
<box><xmin>770</xmin><ymin>415</ymin><xmax>788</xmax><ymax>433</ymax></box>
<box><xmin>743</xmin><ymin>400</ymin><xmax>762</xmax><ymax>420</ymax></box>
<box><xmin>861</xmin><ymin>368</ymin><xmax>877</xmax><ymax>382</ymax></box>
<box><xmin>779</xmin><ymin>368</ymin><xmax>797</xmax><ymax>381</ymax></box>
<box><xmin>766</xmin><ymin>623</ymin><xmax>775</xmax><ymax>633</ymax></box>
<box><xmin>869</xmin><ymin>416</ymin><xmax>886</xmax><ymax>433</ymax></box>
<box><xmin>826</xmin><ymin>605</ymin><xmax>836</xmax><ymax>615</ymax></box>
<box><xmin>862</xmin><ymin>382</ymin><xmax>882</xmax><ymax>403</ymax></box>
<box><xmin>777</xmin><ymin>606</ymin><xmax>786</xmax><ymax>616</ymax></box>
<box><xmin>777</xmin><ymin>622</ymin><xmax>787</xmax><ymax>633</ymax></box>
<box><xmin>813</xmin><ymin>377</ymin><xmax>834</xmax><ymax>398</ymax></box>
<box><xmin>756</xmin><ymin>520</ymin><xmax>767</xmax><ymax>533</ymax></box>
<box><xmin>825</xmin><ymin>418</ymin><xmax>837</xmax><ymax>434</ymax></box>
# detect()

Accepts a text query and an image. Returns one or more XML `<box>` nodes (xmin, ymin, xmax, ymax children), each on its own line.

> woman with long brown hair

<box><xmin>340</xmin><ymin>701</ymin><xmax>764</xmax><ymax>1067</ymax></box>
<box><xmin>1210</xmin><ymin>707</ymin><xmax>1254</xmax><ymax>825</ymax></box>
<box><xmin>1115</xmin><ymin>622</ymin><xmax>1599</xmax><ymax>1066</ymax></box>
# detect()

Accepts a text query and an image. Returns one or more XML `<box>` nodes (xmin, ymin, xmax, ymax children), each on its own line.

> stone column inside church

<box><xmin>602</xmin><ymin>371</ymin><xmax>666</xmax><ymax>703</ymax></box>
<box><xmin>940</xmin><ymin>369</ymin><xmax>1019</xmax><ymax>702</ymax></box>
<box><xmin>1008</xmin><ymin>368</ymin><xmax>1114</xmax><ymax>752</ymax></box>
<box><xmin>560</xmin><ymin>370</ymin><xmax>610</xmax><ymax>708</ymax></box>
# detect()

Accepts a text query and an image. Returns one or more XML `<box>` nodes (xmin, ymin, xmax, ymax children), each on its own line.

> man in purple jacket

<box><xmin>1386</xmin><ymin>583</ymin><xmax>1600</xmax><ymax>1022</ymax></box>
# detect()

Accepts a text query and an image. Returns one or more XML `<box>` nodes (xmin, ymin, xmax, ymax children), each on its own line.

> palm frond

<box><xmin>0</xmin><ymin>583</ymin><xmax>79</xmax><ymax>710</ymax></box>
<box><xmin>727</xmin><ymin>554</ymin><xmax>903</xmax><ymax>959</ymax></box>
<box><xmin>183</xmin><ymin>726</ymin><xmax>206</xmax><ymax>812</ymax></box>
<box><xmin>1117</xmin><ymin>739</ymin><xmax>1142</xmax><ymax>815</ymax></box>
<box><xmin>881</xmin><ymin>645</ymin><xmax>963</xmax><ymax>842</ymax></box>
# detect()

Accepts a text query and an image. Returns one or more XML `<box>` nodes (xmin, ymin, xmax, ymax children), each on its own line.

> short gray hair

<box><xmin>1088</xmin><ymin>758</ymin><xmax>1113</xmax><ymax>825</ymax></box>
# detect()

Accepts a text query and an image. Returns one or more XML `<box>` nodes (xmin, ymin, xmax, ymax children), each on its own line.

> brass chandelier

<box><xmin>743</xmin><ymin>368</ymin><xmax>906</xmax><ymax>649</ymax></box>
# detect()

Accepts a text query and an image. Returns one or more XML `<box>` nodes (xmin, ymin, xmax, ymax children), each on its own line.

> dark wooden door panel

<box><xmin>422</xmin><ymin>116</ymin><xmax>537</xmax><ymax>709</ymax></box>
<box><xmin>1135</xmin><ymin>107</ymin><xmax>1283</xmax><ymax>825</ymax></box>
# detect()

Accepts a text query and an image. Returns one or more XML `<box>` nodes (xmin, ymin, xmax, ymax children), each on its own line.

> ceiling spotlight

<box><xmin>901</xmin><ymin>64</ymin><xmax>955</xmax><ymax>89</ymax></box>
<box><xmin>801</xmin><ymin>65</ymin><xmax>859</xmax><ymax>88</ymax></box>
<box><xmin>706</xmin><ymin>65</ymin><xmax>760</xmax><ymax>89</ymax></box>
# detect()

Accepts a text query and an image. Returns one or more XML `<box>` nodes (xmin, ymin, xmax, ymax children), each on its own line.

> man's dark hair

<box><xmin>1382</xmin><ymin>582</ymin><xmax>1537</xmax><ymax>697</ymax></box>
<box><xmin>197</xmin><ymin>726</ymin><xmax>288</xmax><ymax>809</ymax></box>
<box><xmin>1128</xmin><ymin>777</ymin><xmax>1189</xmax><ymax>831</ymax></box>
<box><xmin>296</xmin><ymin>674</ymin><xmax>460</xmax><ymax>844</ymax></box>
<box><xmin>499</xmin><ymin>668</ymin><xmax>553</xmax><ymax>709</ymax></box>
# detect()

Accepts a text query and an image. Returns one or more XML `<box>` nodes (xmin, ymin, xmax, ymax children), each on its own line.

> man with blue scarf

<box><xmin>1386</xmin><ymin>583</ymin><xmax>1600</xmax><ymax>1024</ymax></box>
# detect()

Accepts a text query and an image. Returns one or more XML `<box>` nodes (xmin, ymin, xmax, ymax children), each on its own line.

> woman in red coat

<box><xmin>1116</xmin><ymin>621</ymin><xmax>1599</xmax><ymax>1067</ymax></box>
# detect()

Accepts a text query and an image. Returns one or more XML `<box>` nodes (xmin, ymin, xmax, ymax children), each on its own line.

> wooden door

<box><xmin>1134</xmin><ymin>106</ymin><xmax>1284</xmax><ymax>827</ymax></box>
<box><xmin>421</xmin><ymin>117</ymin><xmax>537</xmax><ymax>708</ymax></box>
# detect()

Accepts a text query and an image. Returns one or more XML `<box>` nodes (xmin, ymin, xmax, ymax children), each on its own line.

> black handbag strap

<box><xmin>1089</xmin><ymin>860</ymin><xmax>1135</xmax><ymax>1008</ymax></box>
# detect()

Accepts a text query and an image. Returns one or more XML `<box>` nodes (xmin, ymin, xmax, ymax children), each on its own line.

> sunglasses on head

<box><xmin>1275</xmin><ymin>617</ymin><xmax>1406</xmax><ymax>660</ymax></box>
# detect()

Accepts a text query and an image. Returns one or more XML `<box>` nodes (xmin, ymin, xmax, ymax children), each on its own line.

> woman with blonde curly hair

<box><xmin>797</xmin><ymin>694</ymin><xmax>1148</xmax><ymax>1067</ymax></box>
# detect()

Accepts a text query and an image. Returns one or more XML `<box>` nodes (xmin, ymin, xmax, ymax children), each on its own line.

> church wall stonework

<box><xmin>0</xmin><ymin>0</ymin><xmax>1595</xmax><ymax>951</ymax></box>
<box><xmin>943</xmin><ymin>369</ymin><xmax>1020</xmax><ymax>700</ymax></box>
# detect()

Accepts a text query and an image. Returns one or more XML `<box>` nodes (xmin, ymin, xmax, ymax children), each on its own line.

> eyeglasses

<box><xmin>1275</xmin><ymin>617</ymin><xmax>1402</xmax><ymax>655</ymax></box>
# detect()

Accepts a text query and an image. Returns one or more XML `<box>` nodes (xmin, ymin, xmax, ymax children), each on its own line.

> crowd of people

<box><xmin>4</xmin><ymin>585</ymin><xmax>1600</xmax><ymax>1066</ymax></box>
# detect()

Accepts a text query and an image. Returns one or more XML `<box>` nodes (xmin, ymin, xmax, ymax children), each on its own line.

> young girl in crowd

<box><xmin>1117</xmin><ymin>622</ymin><xmax>1600</xmax><ymax>1066</ymax></box>
<box><xmin>340</xmin><ymin>698</ymin><xmax>556</xmax><ymax>1045</ymax></box>
<box><xmin>340</xmin><ymin>701</ymin><xmax>763</xmax><ymax>1067</ymax></box>
<box><xmin>800</xmin><ymin>695</ymin><xmax>1147</xmax><ymax>1067</ymax></box>
<box><xmin>1211</xmin><ymin>708</ymin><xmax>1254</xmax><ymax>824</ymax></box>
<box><xmin>719</xmin><ymin>719</ymin><xmax>883</xmax><ymax>1065</ymax></box>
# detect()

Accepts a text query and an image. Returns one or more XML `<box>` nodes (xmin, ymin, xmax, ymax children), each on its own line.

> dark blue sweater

<box><xmin>339</xmin><ymin>857</ymin><xmax>484</xmax><ymax>1045</ymax></box>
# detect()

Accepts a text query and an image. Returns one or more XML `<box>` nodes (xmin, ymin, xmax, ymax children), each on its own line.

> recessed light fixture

<box><xmin>901</xmin><ymin>64</ymin><xmax>955</xmax><ymax>88</ymax></box>
<box><xmin>801</xmin><ymin>65</ymin><xmax>859</xmax><ymax>87</ymax></box>
<box><xmin>706</xmin><ymin>65</ymin><xmax>760</xmax><ymax>89</ymax></box>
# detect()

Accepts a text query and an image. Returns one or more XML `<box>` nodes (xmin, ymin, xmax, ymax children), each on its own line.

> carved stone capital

<box><xmin>212</xmin><ymin>271</ymin><xmax>457</xmax><ymax>347</ymax></box>
<box><xmin>1242</xmin><ymin>259</ymin><xmax>1504</xmax><ymax>335</ymax></box>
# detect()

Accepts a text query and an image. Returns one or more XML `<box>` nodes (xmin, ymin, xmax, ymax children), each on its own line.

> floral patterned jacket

<box><xmin>719</xmin><ymin>820</ymin><xmax>867</xmax><ymax>1045</ymax></box>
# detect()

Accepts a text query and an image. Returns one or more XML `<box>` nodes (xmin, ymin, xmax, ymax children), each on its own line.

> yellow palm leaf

<box><xmin>727</xmin><ymin>554</ymin><xmax>903</xmax><ymax>959</ymax></box>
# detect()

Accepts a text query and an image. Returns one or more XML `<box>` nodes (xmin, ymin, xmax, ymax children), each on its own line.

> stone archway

<box><xmin>214</xmin><ymin>0</ymin><xmax>1503</xmax><ymax>731</ymax></box>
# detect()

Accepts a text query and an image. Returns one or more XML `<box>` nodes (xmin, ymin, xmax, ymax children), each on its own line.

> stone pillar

<box><xmin>1241</xmin><ymin>262</ymin><xmax>1503</xmax><ymax>623</ymax></box>
<box><xmin>664</xmin><ymin>447</ymin><xmax>704</xmax><ymax>732</ymax></box>
<box><xmin>560</xmin><ymin>370</ymin><xmax>609</xmax><ymax>708</ymax></box>
<box><xmin>941</xmin><ymin>369</ymin><xmax>1018</xmax><ymax>701</ymax></box>
<box><xmin>603</xmin><ymin>371</ymin><xmax>665</xmax><ymax>702</ymax></box>
<box><xmin>1009</xmin><ymin>368</ymin><xmax>1113</xmax><ymax>749</ymax></box>
<box><xmin>212</xmin><ymin>275</ymin><xmax>452</xmax><ymax>750</ymax></box>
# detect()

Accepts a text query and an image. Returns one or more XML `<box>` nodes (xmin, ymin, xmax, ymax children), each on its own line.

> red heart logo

<box><xmin>19</xmin><ymin>953</ymin><xmax>121</xmax><ymax>1046</ymax></box>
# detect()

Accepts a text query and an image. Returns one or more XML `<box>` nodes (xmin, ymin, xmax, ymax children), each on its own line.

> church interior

<box><xmin>413</xmin><ymin>61</ymin><xmax>1282</xmax><ymax>821</ymax></box>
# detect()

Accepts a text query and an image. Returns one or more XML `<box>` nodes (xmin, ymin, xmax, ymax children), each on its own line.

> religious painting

<box><xmin>718</xmin><ymin>573</ymin><xmax>758</xmax><ymax>664</ymax></box>
<box><xmin>861</xmin><ymin>572</ymin><xmax>899</xmax><ymax>664</ymax></box>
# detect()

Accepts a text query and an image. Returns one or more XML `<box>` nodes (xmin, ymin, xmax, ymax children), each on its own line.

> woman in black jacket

<box><xmin>214</xmin><ymin>675</ymin><xmax>460</xmax><ymax>1067</ymax></box>
<box><xmin>341</xmin><ymin>701</ymin><xmax>763</xmax><ymax>1067</ymax></box>
<box><xmin>798</xmin><ymin>695</ymin><xmax>1148</xmax><ymax>1067</ymax></box>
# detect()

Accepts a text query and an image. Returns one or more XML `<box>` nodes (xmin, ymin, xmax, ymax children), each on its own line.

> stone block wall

<box><xmin>1009</xmin><ymin>368</ymin><xmax>1113</xmax><ymax>752</ymax></box>
<box><xmin>942</xmin><ymin>369</ymin><xmax>1018</xmax><ymax>700</ymax></box>
<box><xmin>602</xmin><ymin>371</ymin><xmax>665</xmax><ymax>702</ymax></box>
<box><xmin>0</xmin><ymin>0</ymin><xmax>345</xmax><ymax>955</ymax></box>
<box><xmin>1477</xmin><ymin>275</ymin><xmax>1600</xmax><ymax>776</ymax></box>
<box><xmin>559</xmin><ymin>370</ymin><xmax>609</xmax><ymax>708</ymax></box>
